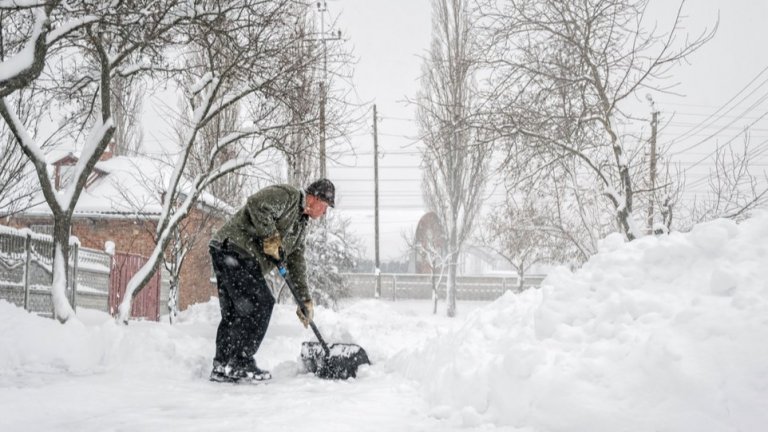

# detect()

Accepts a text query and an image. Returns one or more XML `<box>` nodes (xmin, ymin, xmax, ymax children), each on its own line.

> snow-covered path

<box><xmin>1</xmin><ymin>357</ymin><xmax>443</xmax><ymax>432</ymax></box>
<box><xmin>0</xmin><ymin>300</ymin><xmax>504</xmax><ymax>432</ymax></box>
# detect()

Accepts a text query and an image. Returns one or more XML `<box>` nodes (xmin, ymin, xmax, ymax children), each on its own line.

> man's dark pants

<box><xmin>209</xmin><ymin>243</ymin><xmax>275</xmax><ymax>369</ymax></box>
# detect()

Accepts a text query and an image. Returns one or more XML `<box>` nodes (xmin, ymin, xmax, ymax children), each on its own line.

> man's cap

<box><xmin>306</xmin><ymin>178</ymin><xmax>335</xmax><ymax>207</ymax></box>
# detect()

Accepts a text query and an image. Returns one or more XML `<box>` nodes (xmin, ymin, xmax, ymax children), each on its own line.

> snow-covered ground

<box><xmin>2</xmin><ymin>213</ymin><xmax>768</xmax><ymax>432</ymax></box>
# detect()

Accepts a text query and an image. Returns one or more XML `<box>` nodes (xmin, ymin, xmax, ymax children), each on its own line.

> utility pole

<box><xmin>647</xmin><ymin>104</ymin><xmax>659</xmax><ymax>234</ymax></box>
<box><xmin>316</xmin><ymin>1</ymin><xmax>341</xmax><ymax>179</ymax></box>
<box><xmin>318</xmin><ymin>1</ymin><xmax>327</xmax><ymax>178</ymax></box>
<box><xmin>373</xmin><ymin>104</ymin><xmax>381</xmax><ymax>298</ymax></box>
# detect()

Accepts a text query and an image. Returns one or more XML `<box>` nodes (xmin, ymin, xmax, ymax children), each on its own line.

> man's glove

<box><xmin>262</xmin><ymin>232</ymin><xmax>283</xmax><ymax>264</ymax></box>
<box><xmin>296</xmin><ymin>300</ymin><xmax>314</xmax><ymax>328</ymax></box>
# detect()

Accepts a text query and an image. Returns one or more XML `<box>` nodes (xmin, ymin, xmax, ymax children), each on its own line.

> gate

<box><xmin>109</xmin><ymin>252</ymin><xmax>160</xmax><ymax>321</ymax></box>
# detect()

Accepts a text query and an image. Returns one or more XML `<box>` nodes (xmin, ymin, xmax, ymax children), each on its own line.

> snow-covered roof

<box><xmin>21</xmin><ymin>155</ymin><xmax>232</xmax><ymax>218</ymax></box>
<box><xmin>45</xmin><ymin>148</ymin><xmax>81</xmax><ymax>165</ymax></box>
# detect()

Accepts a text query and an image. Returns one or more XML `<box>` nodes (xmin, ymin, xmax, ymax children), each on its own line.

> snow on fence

<box><xmin>343</xmin><ymin>273</ymin><xmax>546</xmax><ymax>301</ymax></box>
<box><xmin>0</xmin><ymin>225</ymin><xmax>111</xmax><ymax>317</ymax></box>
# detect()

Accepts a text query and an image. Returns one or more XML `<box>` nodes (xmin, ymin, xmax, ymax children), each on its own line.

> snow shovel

<box><xmin>278</xmin><ymin>266</ymin><xmax>370</xmax><ymax>379</ymax></box>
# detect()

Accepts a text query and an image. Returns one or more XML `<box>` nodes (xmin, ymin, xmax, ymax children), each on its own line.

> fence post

<box><xmin>23</xmin><ymin>233</ymin><xmax>32</xmax><ymax>311</ymax></box>
<box><xmin>392</xmin><ymin>274</ymin><xmax>397</xmax><ymax>301</ymax></box>
<box><xmin>70</xmin><ymin>243</ymin><xmax>78</xmax><ymax>311</ymax></box>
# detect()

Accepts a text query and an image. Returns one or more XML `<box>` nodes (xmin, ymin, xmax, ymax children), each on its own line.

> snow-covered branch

<box><xmin>0</xmin><ymin>6</ymin><xmax>51</xmax><ymax>97</ymax></box>
<box><xmin>57</xmin><ymin>117</ymin><xmax>114</xmax><ymax>211</ymax></box>
<box><xmin>45</xmin><ymin>16</ymin><xmax>100</xmax><ymax>44</ymax></box>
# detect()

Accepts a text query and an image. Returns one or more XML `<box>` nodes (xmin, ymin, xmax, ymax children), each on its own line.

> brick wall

<box><xmin>73</xmin><ymin>218</ymin><xmax>157</xmax><ymax>257</ymax></box>
<box><xmin>176</xmin><ymin>209</ymin><xmax>224</xmax><ymax>309</ymax></box>
<box><xmin>7</xmin><ymin>210</ymin><xmax>223</xmax><ymax>311</ymax></box>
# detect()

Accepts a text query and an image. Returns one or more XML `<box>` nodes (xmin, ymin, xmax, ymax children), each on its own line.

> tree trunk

<box><xmin>51</xmin><ymin>214</ymin><xmax>75</xmax><ymax>322</ymax></box>
<box><xmin>446</xmin><ymin>222</ymin><xmax>459</xmax><ymax>317</ymax></box>
<box><xmin>431</xmin><ymin>272</ymin><xmax>438</xmax><ymax>315</ymax></box>
<box><xmin>168</xmin><ymin>277</ymin><xmax>179</xmax><ymax>325</ymax></box>
<box><xmin>618</xmin><ymin>161</ymin><xmax>636</xmax><ymax>240</ymax></box>
<box><xmin>446</xmin><ymin>258</ymin><xmax>457</xmax><ymax>317</ymax></box>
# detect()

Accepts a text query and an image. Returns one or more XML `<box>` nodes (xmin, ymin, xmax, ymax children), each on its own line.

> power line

<box><xmin>664</xmin><ymin>123</ymin><xmax>768</xmax><ymax>132</ymax></box>
<box><xmin>679</xmin><ymin>110</ymin><xmax>768</xmax><ymax>173</ymax></box>
<box><xmin>665</xmin><ymin>114</ymin><xmax>768</xmax><ymax>122</ymax></box>
<box><xmin>670</xmin><ymin>95</ymin><xmax>768</xmax><ymax>157</ymax></box>
<box><xmin>667</xmin><ymin>65</ymin><xmax>768</xmax><ymax>145</ymax></box>
<box><xmin>379</xmin><ymin>115</ymin><xmax>416</xmax><ymax>122</ymax></box>
<box><xmin>339</xmin><ymin>150</ymin><xmax>423</xmax><ymax>156</ymax></box>
<box><xmin>684</xmin><ymin>134</ymin><xmax>768</xmax><ymax>189</ymax></box>
<box><xmin>331</xmin><ymin>163</ymin><xmax>421</xmax><ymax>169</ymax></box>
<box><xmin>378</xmin><ymin>132</ymin><xmax>420</xmax><ymax>139</ymax></box>
<box><xmin>332</xmin><ymin>178</ymin><xmax>422</xmax><ymax>182</ymax></box>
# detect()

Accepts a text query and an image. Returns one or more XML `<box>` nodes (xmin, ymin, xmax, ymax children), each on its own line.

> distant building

<box><xmin>411</xmin><ymin>212</ymin><xmax>549</xmax><ymax>277</ymax></box>
<box><xmin>413</xmin><ymin>211</ymin><xmax>446</xmax><ymax>273</ymax></box>
<box><xmin>4</xmin><ymin>144</ymin><xmax>227</xmax><ymax>311</ymax></box>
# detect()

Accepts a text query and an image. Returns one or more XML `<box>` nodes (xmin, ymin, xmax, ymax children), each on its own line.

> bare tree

<box><xmin>163</xmin><ymin>204</ymin><xmax>223</xmax><ymax>324</ymax></box>
<box><xmin>0</xmin><ymin>135</ymin><xmax>35</xmax><ymax>216</ymax></box>
<box><xmin>279</xmin><ymin>6</ymin><xmax>322</xmax><ymax>186</ymax></box>
<box><xmin>478</xmin><ymin>190</ymin><xmax>560</xmax><ymax>291</ymax></box>
<box><xmin>275</xmin><ymin>3</ymin><xmax>357</xmax><ymax>187</ymax></box>
<box><xmin>116</xmin><ymin>0</ymin><xmax>327</xmax><ymax>322</ymax></box>
<box><xmin>500</xmin><ymin>135</ymin><xmax>610</xmax><ymax>265</ymax></box>
<box><xmin>498</xmin><ymin>104</ymin><xmax>685</xmax><ymax>269</ymax></box>
<box><xmin>175</xmin><ymin>47</ymin><xmax>245</xmax><ymax>208</ymax></box>
<box><xmin>477</xmin><ymin>0</ymin><xmax>715</xmax><ymax>241</ymax></box>
<box><xmin>404</xmin><ymin>217</ymin><xmax>448</xmax><ymax>314</ymax></box>
<box><xmin>685</xmin><ymin>129</ymin><xmax>768</xmax><ymax>225</ymax></box>
<box><xmin>416</xmin><ymin>0</ymin><xmax>491</xmax><ymax>317</ymax></box>
<box><xmin>0</xmin><ymin>87</ymin><xmax>54</xmax><ymax>217</ymax></box>
<box><xmin>110</xmin><ymin>154</ymin><xmax>226</xmax><ymax>324</ymax></box>
<box><xmin>0</xmin><ymin>12</ymin><xmax>54</xmax><ymax>216</ymax></box>
<box><xmin>111</xmin><ymin>74</ymin><xmax>144</xmax><ymax>156</ymax></box>
<box><xmin>0</xmin><ymin>1</ymin><xmax>197</xmax><ymax>322</ymax></box>
<box><xmin>641</xmin><ymin>133</ymin><xmax>684</xmax><ymax>234</ymax></box>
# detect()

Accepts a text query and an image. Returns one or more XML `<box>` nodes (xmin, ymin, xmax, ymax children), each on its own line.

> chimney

<box><xmin>100</xmin><ymin>141</ymin><xmax>116</xmax><ymax>161</ymax></box>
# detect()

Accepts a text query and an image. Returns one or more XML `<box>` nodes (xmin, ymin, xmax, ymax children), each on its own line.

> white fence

<box><xmin>0</xmin><ymin>226</ymin><xmax>111</xmax><ymax>317</ymax></box>
<box><xmin>343</xmin><ymin>273</ymin><xmax>545</xmax><ymax>301</ymax></box>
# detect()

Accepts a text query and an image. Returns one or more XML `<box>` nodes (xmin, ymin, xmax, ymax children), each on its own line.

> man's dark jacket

<box><xmin>212</xmin><ymin>184</ymin><xmax>310</xmax><ymax>301</ymax></box>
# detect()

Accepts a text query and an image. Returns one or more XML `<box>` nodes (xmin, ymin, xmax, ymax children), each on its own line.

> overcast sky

<box><xmin>326</xmin><ymin>0</ymin><xmax>433</xmax><ymax>262</ymax></box>
<box><xmin>325</xmin><ymin>0</ymin><xmax>768</xmax><ymax>261</ymax></box>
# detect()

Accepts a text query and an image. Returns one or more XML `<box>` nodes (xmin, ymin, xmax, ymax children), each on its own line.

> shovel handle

<box><xmin>279</xmin><ymin>266</ymin><xmax>331</xmax><ymax>356</ymax></box>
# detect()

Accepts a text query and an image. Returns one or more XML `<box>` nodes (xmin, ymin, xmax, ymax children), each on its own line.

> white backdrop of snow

<box><xmin>1</xmin><ymin>213</ymin><xmax>767</xmax><ymax>431</ymax></box>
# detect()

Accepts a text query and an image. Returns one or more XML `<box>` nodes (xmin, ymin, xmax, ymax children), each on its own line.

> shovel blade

<box><xmin>301</xmin><ymin>341</ymin><xmax>371</xmax><ymax>379</ymax></box>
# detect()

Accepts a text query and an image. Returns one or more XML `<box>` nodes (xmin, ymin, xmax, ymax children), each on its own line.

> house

<box><xmin>4</xmin><ymin>144</ymin><xmax>227</xmax><ymax>312</ymax></box>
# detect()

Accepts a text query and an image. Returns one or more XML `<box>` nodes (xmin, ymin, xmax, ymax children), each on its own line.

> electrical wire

<box><xmin>670</xmin><ymin>91</ymin><xmax>768</xmax><ymax>157</ymax></box>
<box><xmin>668</xmin><ymin>65</ymin><xmax>768</xmax><ymax>146</ymax></box>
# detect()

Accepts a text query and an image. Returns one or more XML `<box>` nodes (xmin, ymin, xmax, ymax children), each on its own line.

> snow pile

<box><xmin>0</xmin><ymin>303</ymin><xmax>213</xmax><ymax>383</ymax></box>
<box><xmin>392</xmin><ymin>214</ymin><xmax>768</xmax><ymax>431</ymax></box>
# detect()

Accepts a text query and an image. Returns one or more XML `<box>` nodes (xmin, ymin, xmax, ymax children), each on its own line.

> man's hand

<box><xmin>263</xmin><ymin>232</ymin><xmax>282</xmax><ymax>263</ymax></box>
<box><xmin>296</xmin><ymin>300</ymin><xmax>314</xmax><ymax>328</ymax></box>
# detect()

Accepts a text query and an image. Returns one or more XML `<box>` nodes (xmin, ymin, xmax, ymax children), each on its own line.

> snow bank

<box><xmin>392</xmin><ymin>214</ymin><xmax>768</xmax><ymax>431</ymax></box>
<box><xmin>0</xmin><ymin>303</ymin><xmax>117</xmax><ymax>376</ymax></box>
<box><xmin>0</xmin><ymin>301</ymin><xmax>214</xmax><ymax>384</ymax></box>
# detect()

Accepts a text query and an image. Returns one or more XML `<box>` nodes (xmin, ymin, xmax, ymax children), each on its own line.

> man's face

<box><xmin>305</xmin><ymin>194</ymin><xmax>329</xmax><ymax>219</ymax></box>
